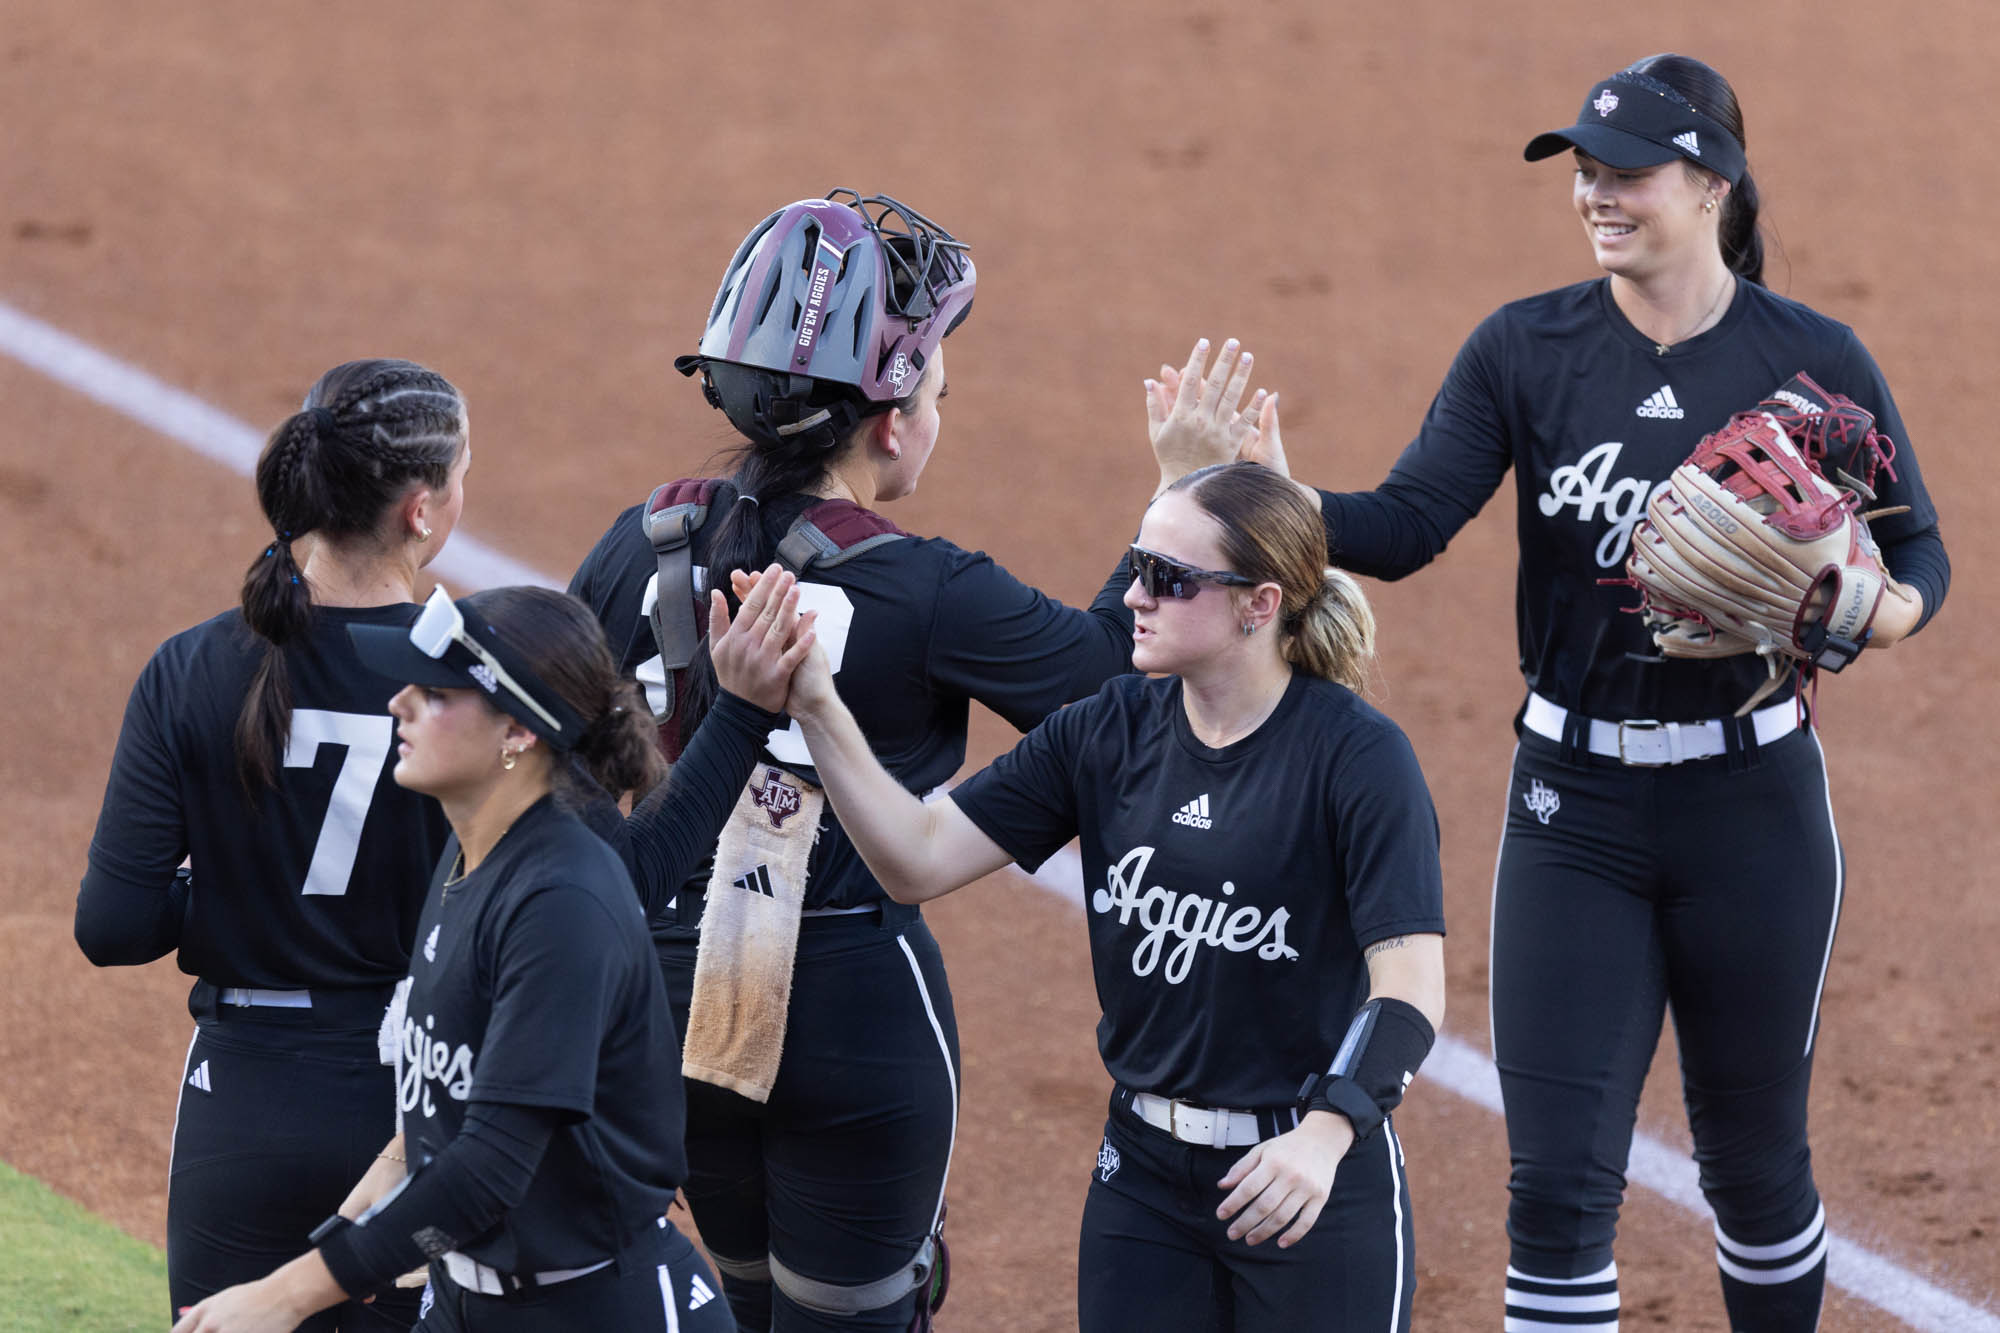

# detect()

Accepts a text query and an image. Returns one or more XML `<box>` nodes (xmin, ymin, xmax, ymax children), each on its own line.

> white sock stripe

<box><xmin>657</xmin><ymin>1262</ymin><xmax>681</xmax><ymax>1333</ymax></box>
<box><xmin>1504</xmin><ymin>1316</ymin><xmax>1617</xmax><ymax>1332</ymax></box>
<box><xmin>1505</xmin><ymin>1289</ymin><xmax>1622</xmax><ymax>1313</ymax></box>
<box><xmin>896</xmin><ymin>933</ymin><xmax>959</xmax><ymax>1233</ymax></box>
<box><xmin>1718</xmin><ymin>1230</ymin><xmax>1831</xmax><ymax>1287</ymax></box>
<box><xmin>1716</xmin><ymin>1202</ymin><xmax>1827</xmax><ymax>1261</ymax></box>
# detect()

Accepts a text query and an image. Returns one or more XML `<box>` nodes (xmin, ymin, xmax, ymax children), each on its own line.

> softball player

<box><xmin>78</xmin><ymin>359</ymin><xmax>468</xmax><ymax>1329</ymax></box>
<box><xmin>569</xmin><ymin>190</ymin><xmax>1253</xmax><ymax>1333</ymax></box>
<box><xmin>172</xmin><ymin>585</ymin><xmax>751</xmax><ymax>1333</ymax></box>
<box><xmin>706</xmin><ymin>463</ymin><xmax>1447</xmax><ymax>1332</ymax></box>
<box><xmin>1224</xmin><ymin>54</ymin><xmax>1949</xmax><ymax>1332</ymax></box>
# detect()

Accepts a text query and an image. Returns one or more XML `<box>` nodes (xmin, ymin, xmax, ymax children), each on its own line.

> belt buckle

<box><xmin>1167</xmin><ymin>1099</ymin><xmax>1186</xmax><ymax>1141</ymax></box>
<box><xmin>1617</xmin><ymin>719</ymin><xmax>1668</xmax><ymax>767</ymax></box>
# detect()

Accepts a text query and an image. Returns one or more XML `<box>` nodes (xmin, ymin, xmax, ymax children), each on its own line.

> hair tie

<box><xmin>735</xmin><ymin>493</ymin><xmax>760</xmax><ymax>508</ymax></box>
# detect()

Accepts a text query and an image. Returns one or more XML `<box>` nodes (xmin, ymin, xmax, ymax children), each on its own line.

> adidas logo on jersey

<box><xmin>1636</xmin><ymin>385</ymin><xmax>1685</xmax><ymax>419</ymax></box>
<box><xmin>1171</xmin><ymin>794</ymin><xmax>1213</xmax><ymax>830</ymax></box>
<box><xmin>186</xmin><ymin>1059</ymin><xmax>212</xmax><ymax>1093</ymax></box>
<box><xmin>688</xmin><ymin>1275</ymin><xmax>717</xmax><ymax>1310</ymax></box>
<box><xmin>733</xmin><ymin>863</ymin><xmax>776</xmax><ymax>898</ymax></box>
<box><xmin>1672</xmin><ymin>130</ymin><xmax>1701</xmax><ymax>156</ymax></box>
<box><xmin>423</xmin><ymin>924</ymin><xmax>440</xmax><ymax>963</ymax></box>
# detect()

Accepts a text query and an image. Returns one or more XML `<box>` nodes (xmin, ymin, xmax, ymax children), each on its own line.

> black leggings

<box><xmin>1492</xmin><ymin>726</ymin><xmax>1838</xmax><ymax>1329</ymax></box>
<box><xmin>661</xmin><ymin>912</ymin><xmax>959</xmax><ymax>1332</ymax></box>
<box><xmin>168</xmin><ymin>1007</ymin><xmax>418</xmax><ymax>1330</ymax></box>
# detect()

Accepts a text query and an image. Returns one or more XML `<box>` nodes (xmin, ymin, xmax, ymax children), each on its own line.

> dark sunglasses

<box><xmin>1128</xmin><ymin>545</ymin><xmax>1256</xmax><ymax>600</ymax></box>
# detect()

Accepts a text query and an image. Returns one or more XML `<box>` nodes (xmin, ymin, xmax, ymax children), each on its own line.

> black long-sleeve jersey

<box><xmin>1320</xmin><ymin>278</ymin><xmax>1949</xmax><ymax>722</ymax></box>
<box><xmin>569</xmin><ymin>489</ymin><xmax>1136</xmax><ymax>914</ymax></box>
<box><xmin>78</xmin><ymin>606</ymin><xmax>448</xmax><ymax>990</ymax></box>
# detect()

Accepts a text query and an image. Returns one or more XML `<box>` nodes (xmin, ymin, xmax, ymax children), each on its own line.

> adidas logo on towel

<box><xmin>187</xmin><ymin>1060</ymin><xmax>212</xmax><ymax>1093</ymax></box>
<box><xmin>1636</xmin><ymin>385</ymin><xmax>1685</xmax><ymax>419</ymax></box>
<box><xmin>1171</xmin><ymin>794</ymin><xmax>1214</xmax><ymax>830</ymax></box>
<box><xmin>733</xmin><ymin>863</ymin><xmax>776</xmax><ymax>898</ymax></box>
<box><xmin>1673</xmin><ymin>130</ymin><xmax>1701</xmax><ymax>156</ymax></box>
<box><xmin>688</xmin><ymin>1275</ymin><xmax>717</xmax><ymax>1310</ymax></box>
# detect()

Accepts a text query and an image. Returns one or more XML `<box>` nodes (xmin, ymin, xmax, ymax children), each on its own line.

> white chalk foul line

<box><xmin>0</xmin><ymin>302</ymin><xmax>557</xmax><ymax>592</ymax></box>
<box><xmin>4</xmin><ymin>294</ymin><xmax>1993</xmax><ymax>1333</ymax></box>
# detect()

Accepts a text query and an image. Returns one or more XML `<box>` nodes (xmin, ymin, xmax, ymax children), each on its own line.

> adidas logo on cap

<box><xmin>1171</xmin><ymin>794</ymin><xmax>1213</xmax><ymax>830</ymax></box>
<box><xmin>1672</xmin><ymin>130</ymin><xmax>1702</xmax><ymax>156</ymax></box>
<box><xmin>1636</xmin><ymin>385</ymin><xmax>1685</xmax><ymax>419</ymax></box>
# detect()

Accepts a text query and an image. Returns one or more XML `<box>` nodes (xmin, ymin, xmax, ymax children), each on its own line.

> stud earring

<box><xmin>418</xmin><ymin>524</ymin><xmax>433</xmax><ymax>541</ymax></box>
<box><xmin>500</xmin><ymin>746</ymin><xmax>520</xmax><ymax>771</ymax></box>
<box><xmin>1702</xmin><ymin>198</ymin><xmax>1717</xmax><ymax>213</ymax></box>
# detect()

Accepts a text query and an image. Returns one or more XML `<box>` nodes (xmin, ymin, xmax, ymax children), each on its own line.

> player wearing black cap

<box><xmin>78</xmin><ymin>359</ymin><xmax>469</xmax><ymax>1331</ymax></box>
<box><xmin>1203</xmin><ymin>53</ymin><xmax>1949</xmax><ymax>1333</ymax></box>
<box><xmin>167</xmin><ymin>579</ymin><xmax>814</xmax><ymax>1332</ymax></box>
<box><xmin>699</xmin><ymin>463</ymin><xmax>1447</xmax><ymax>1333</ymax></box>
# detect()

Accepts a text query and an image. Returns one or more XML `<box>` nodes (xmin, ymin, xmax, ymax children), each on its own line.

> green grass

<box><xmin>0</xmin><ymin>1163</ymin><xmax>166</xmax><ymax>1332</ymax></box>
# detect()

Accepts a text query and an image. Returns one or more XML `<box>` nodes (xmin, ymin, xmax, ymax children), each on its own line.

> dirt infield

<box><xmin>3</xmin><ymin>2</ymin><xmax>1995</xmax><ymax>1328</ymax></box>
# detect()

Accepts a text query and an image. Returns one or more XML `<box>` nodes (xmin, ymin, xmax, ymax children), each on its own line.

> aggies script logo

<box><xmin>1538</xmin><ymin>441</ymin><xmax>1672</xmax><ymax>567</ymax></box>
<box><xmin>1091</xmin><ymin>846</ymin><xmax>1298</xmax><ymax>984</ymax></box>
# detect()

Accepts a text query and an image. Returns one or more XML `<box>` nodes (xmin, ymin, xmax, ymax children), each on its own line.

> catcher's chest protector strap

<box><xmin>640</xmin><ymin>482</ymin><xmax>906</xmax><ymax>722</ymax></box>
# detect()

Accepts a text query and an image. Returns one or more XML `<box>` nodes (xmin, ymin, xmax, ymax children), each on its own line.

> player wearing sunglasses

<box><xmin>683</xmin><ymin>462</ymin><xmax>1449</xmax><ymax>1332</ymax></box>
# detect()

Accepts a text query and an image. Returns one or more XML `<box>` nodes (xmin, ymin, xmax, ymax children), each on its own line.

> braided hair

<box><xmin>236</xmin><ymin>359</ymin><xmax>466</xmax><ymax>788</ymax></box>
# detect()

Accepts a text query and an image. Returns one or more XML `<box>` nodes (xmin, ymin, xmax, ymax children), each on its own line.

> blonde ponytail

<box><xmin>1283</xmin><ymin>566</ymin><xmax>1376</xmax><ymax>691</ymax></box>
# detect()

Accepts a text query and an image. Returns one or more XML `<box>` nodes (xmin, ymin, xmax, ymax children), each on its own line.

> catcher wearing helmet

<box><xmin>569</xmin><ymin>191</ymin><xmax>1249</xmax><ymax>1331</ymax></box>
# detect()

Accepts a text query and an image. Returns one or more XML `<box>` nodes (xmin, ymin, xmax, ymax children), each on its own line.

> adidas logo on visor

<box><xmin>1673</xmin><ymin>130</ymin><xmax>1702</xmax><ymax>156</ymax></box>
<box><xmin>1636</xmin><ymin>385</ymin><xmax>1685</xmax><ymax>419</ymax></box>
<box><xmin>1171</xmin><ymin>794</ymin><xmax>1214</xmax><ymax>830</ymax></box>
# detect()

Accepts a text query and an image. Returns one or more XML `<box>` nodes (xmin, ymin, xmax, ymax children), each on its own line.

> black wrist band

<box><xmin>1297</xmin><ymin>996</ymin><xmax>1436</xmax><ymax>1141</ymax></box>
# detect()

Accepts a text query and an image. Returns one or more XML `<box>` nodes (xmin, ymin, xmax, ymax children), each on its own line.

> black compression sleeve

<box><xmin>1318</xmin><ymin>484</ymin><xmax>1461</xmax><ymax>581</ymax></box>
<box><xmin>613</xmin><ymin>691</ymin><xmax>782</xmax><ymax>916</ymax></box>
<box><xmin>317</xmin><ymin>1102</ymin><xmax>561</xmax><ymax>1297</ymax></box>
<box><xmin>1089</xmin><ymin>549</ymin><xmax>1136</xmax><ymax>624</ymax></box>
<box><xmin>74</xmin><ymin>865</ymin><xmax>189</xmax><ymax>966</ymax></box>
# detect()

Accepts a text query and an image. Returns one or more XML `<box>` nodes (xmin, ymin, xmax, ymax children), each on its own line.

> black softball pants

<box><xmin>1491</xmin><ymin>725</ymin><xmax>1839</xmax><ymax>1333</ymax></box>
<box><xmin>412</xmin><ymin>1218</ymin><xmax>734</xmax><ymax>1332</ymax></box>
<box><xmin>659</xmin><ymin>911</ymin><xmax>959</xmax><ymax>1333</ymax></box>
<box><xmin>169</xmin><ymin>997</ymin><xmax>419</xmax><ymax>1330</ymax></box>
<box><xmin>1075</xmin><ymin>1096</ymin><xmax>1415</xmax><ymax>1331</ymax></box>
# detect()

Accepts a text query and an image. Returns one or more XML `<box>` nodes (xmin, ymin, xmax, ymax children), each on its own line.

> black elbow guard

<box><xmin>1297</xmin><ymin>997</ymin><xmax>1436</xmax><ymax>1142</ymax></box>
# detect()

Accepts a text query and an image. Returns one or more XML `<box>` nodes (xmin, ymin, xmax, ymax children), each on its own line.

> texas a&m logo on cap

<box><xmin>754</xmin><ymin>768</ymin><xmax>804</xmax><ymax>828</ymax></box>
<box><xmin>1593</xmin><ymin>89</ymin><xmax>1619</xmax><ymax>117</ymax></box>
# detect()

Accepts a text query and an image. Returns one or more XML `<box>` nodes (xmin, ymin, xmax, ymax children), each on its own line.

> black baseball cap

<box><xmin>1524</xmin><ymin>72</ymin><xmax>1746</xmax><ymax>185</ymax></box>
<box><xmin>349</xmin><ymin>587</ymin><xmax>587</xmax><ymax>750</ymax></box>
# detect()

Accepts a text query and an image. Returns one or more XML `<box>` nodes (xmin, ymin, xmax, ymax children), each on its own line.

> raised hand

<box><xmin>1146</xmin><ymin>337</ymin><xmax>1268</xmax><ymax>495</ymax></box>
<box><xmin>711</xmin><ymin>565</ymin><xmax>817</xmax><ymax>713</ymax></box>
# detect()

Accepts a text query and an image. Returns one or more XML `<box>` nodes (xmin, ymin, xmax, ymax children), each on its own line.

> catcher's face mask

<box><xmin>349</xmin><ymin>587</ymin><xmax>584</xmax><ymax>748</ymax></box>
<box><xmin>1128</xmin><ymin>545</ymin><xmax>1257</xmax><ymax>601</ymax></box>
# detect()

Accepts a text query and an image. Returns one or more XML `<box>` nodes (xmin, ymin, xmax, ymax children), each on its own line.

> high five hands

<box><xmin>1145</xmin><ymin>338</ymin><xmax>1291</xmax><ymax>494</ymax></box>
<box><xmin>713</xmin><ymin>565</ymin><xmax>836</xmax><ymax>719</ymax></box>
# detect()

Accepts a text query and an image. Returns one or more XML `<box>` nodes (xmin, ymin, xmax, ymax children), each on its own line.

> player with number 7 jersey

<box><xmin>77</xmin><ymin>359</ymin><xmax>470</xmax><ymax>1330</ymax></box>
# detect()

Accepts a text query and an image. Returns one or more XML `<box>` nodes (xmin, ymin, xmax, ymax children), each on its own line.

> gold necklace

<box><xmin>442</xmin><ymin>851</ymin><xmax>467</xmax><ymax>896</ymax></box>
<box><xmin>1653</xmin><ymin>276</ymin><xmax>1734</xmax><ymax>356</ymax></box>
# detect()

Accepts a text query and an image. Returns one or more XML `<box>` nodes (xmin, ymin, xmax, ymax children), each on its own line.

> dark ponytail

<box><xmin>463</xmin><ymin>588</ymin><xmax>667</xmax><ymax>804</ymax></box>
<box><xmin>236</xmin><ymin>359</ymin><xmax>466</xmax><ymax>788</ymax></box>
<box><xmin>1627</xmin><ymin>53</ymin><xmax>1764</xmax><ymax>286</ymax></box>
<box><xmin>675</xmin><ymin>360</ymin><xmax>922</xmax><ymax>734</ymax></box>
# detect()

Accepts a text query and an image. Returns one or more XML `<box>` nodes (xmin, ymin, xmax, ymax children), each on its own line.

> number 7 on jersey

<box><xmin>284</xmin><ymin>709</ymin><xmax>394</xmax><ymax>896</ymax></box>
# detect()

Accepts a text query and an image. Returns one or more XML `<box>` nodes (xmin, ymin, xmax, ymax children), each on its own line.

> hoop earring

<box><xmin>1241</xmin><ymin>622</ymin><xmax>1255</xmax><ymax>637</ymax></box>
<box><xmin>500</xmin><ymin>746</ymin><xmax>520</xmax><ymax>771</ymax></box>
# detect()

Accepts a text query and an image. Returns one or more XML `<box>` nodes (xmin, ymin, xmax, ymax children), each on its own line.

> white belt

<box><xmin>1523</xmin><ymin>692</ymin><xmax>1799</xmax><ymax>767</ymax></box>
<box><xmin>1128</xmin><ymin>1092</ymin><xmax>1265</xmax><ymax>1148</ymax></box>
<box><xmin>439</xmin><ymin>1250</ymin><xmax>613</xmax><ymax>1296</ymax></box>
<box><xmin>219</xmin><ymin>987</ymin><xmax>312</xmax><ymax>1008</ymax></box>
